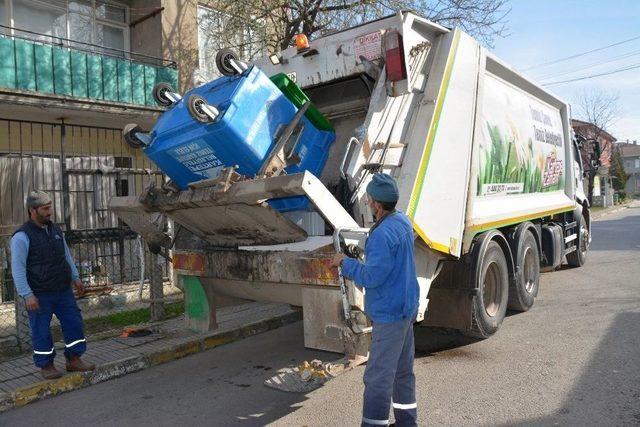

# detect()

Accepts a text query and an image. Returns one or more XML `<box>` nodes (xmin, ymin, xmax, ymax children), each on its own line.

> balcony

<box><xmin>0</xmin><ymin>26</ymin><xmax>178</xmax><ymax>108</ymax></box>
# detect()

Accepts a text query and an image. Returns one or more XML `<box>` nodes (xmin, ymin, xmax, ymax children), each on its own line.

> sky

<box><xmin>491</xmin><ymin>0</ymin><xmax>640</xmax><ymax>142</ymax></box>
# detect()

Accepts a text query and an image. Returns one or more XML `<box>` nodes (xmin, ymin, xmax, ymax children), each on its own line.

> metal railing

<box><xmin>0</xmin><ymin>25</ymin><xmax>179</xmax><ymax>107</ymax></box>
<box><xmin>0</xmin><ymin>118</ymin><xmax>182</xmax><ymax>359</ymax></box>
<box><xmin>0</xmin><ymin>24</ymin><xmax>176</xmax><ymax>68</ymax></box>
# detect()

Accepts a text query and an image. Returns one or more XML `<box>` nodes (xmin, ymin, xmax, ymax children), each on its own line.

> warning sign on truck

<box><xmin>354</xmin><ymin>31</ymin><xmax>382</xmax><ymax>63</ymax></box>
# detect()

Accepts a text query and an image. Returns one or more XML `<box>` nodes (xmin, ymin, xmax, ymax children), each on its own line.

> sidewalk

<box><xmin>591</xmin><ymin>200</ymin><xmax>637</xmax><ymax>220</ymax></box>
<box><xmin>0</xmin><ymin>302</ymin><xmax>301</xmax><ymax>413</ymax></box>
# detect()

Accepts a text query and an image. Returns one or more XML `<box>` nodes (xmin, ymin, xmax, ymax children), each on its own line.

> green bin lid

<box><xmin>270</xmin><ymin>73</ymin><xmax>334</xmax><ymax>132</ymax></box>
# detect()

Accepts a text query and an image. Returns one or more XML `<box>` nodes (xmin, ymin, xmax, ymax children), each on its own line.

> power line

<box><xmin>523</xmin><ymin>34</ymin><xmax>640</xmax><ymax>71</ymax></box>
<box><xmin>543</xmin><ymin>63</ymin><xmax>640</xmax><ymax>86</ymax></box>
<box><xmin>536</xmin><ymin>48</ymin><xmax>640</xmax><ymax>81</ymax></box>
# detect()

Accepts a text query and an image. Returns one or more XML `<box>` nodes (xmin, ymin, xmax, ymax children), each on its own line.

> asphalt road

<box><xmin>2</xmin><ymin>203</ymin><xmax>639</xmax><ymax>426</ymax></box>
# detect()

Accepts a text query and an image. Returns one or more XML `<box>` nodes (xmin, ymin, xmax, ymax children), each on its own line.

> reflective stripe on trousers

<box><xmin>361</xmin><ymin>318</ymin><xmax>417</xmax><ymax>427</ymax></box>
<box><xmin>27</xmin><ymin>287</ymin><xmax>87</xmax><ymax>368</ymax></box>
<box><xmin>33</xmin><ymin>346</ymin><xmax>55</xmax><ymax>355</ymax></box>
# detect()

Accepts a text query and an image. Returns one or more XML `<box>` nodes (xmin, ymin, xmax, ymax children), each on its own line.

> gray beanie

<box><xmin>26</xmin><ymin>191</ymin><xmax>52</xmax><ymax>210</ymax></box>
<box><xmin>366</xmin><ymin>173</ymin><xmax>399</xmax><ymax>203</ymax></box>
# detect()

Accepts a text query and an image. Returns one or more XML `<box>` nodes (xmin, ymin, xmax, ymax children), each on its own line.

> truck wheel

<box><xmin>122</xmin><ymin>123</ymin><xmax>146</xmax><ymax>149</ymax></box>
<box><xmin>468</xmin><ymin>240</ymin><xmax>509</xmax><ymax>338</ymax></box>
<box><xmin>508</xmin><ymin>230</ymin><xmax>539</xmax><ymax>312</ymax></box>
<box><xmin>187</xmin><ymin>94</ymin><xmax>213</xmax><ymax>123</ymax></box>
<box><xmin>153</xmin><ymin>82</ymin><xmax>175</xmax><ymax>107</ymax></box>
<box><xmin>567</xmin><ymin>213</ymin><xmax>588</xmax><ymax>267</ymax></box>
<box><xmin>216</xmin><ymin>48</ymin><xmax>240</xmax><ymax>76</ymax></box>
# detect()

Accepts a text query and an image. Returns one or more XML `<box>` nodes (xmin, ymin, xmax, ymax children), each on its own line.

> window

<box><xmin>4</xmin><ymin>0</ymin><xmax>128</xmax><ymax>56</ymax></box>
<box><xmin>196</xmin><ymin>5</ymin><xmax>265</xmax><ymax>79</ymax></box>
<box><xmin>13</xmin><ymin>0</ymin><xmax>67</xmax><ymax>42</ymax></box>
<box><xmin>95</xmin><ymin>0</ymin><xmax>126</xmax><ymax>55</ymax></box>
<box><xmin>113</xmin><ymin>156</ymin><xmax>131</xmax><ymax>197</ymax></box>
<box><xmin>636</xmin><ymin>158</ymin><xmax>640</xmax><ymax>169</ymax></box>
<box><xmin>96</xmin><ymin>23</ymin><xmax>124</xmax><ymax>53</ymax></box>
<box><xmin>96</xmin><ymin>0</ymin><xmax>125</xmax><ymax>22</ymax></box>
<box><xmin>0</xmin><ymin>2</ymin><xmax>5</xmax><ymax>29</ymax></box>
<box><xmin>68</xmin><ymin>10</ymin><xmax>92</xmax><ymax>45</ymax></box>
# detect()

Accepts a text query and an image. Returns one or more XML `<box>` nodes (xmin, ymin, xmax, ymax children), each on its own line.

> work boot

<box><xmin>65</xmin><ymin>355</ymin><xmax>95</xmax><ymax>372</ymax></box>
<box><xmin>41</xmin><ymin>363</ymin><xmax>63</xmax><ymax>380</ymax></box>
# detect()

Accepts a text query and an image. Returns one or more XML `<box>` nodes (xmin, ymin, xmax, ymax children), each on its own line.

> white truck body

<box><xmin>110</xmin><ymin>12</ymin><xmax>590</xmax><ymax>356</ymax></box>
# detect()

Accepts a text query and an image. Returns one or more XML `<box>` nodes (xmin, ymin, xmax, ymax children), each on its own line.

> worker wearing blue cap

<box><xmin>331</xmin><ymin>173</ymin><xmax>420</xmax><ymax>427</ymax></box>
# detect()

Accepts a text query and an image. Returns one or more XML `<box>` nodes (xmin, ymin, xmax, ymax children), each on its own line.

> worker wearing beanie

<box><xmin>331</xmin><ymin>173</ymin><xmax>419</xmax><ymax>427</ymax></box>
<box><xmin>10</xmin><ymin>191</ymin><xmax>95</xmax><ymax>379</ymax></box>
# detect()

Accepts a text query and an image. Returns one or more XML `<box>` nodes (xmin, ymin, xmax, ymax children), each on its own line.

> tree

<box><xmin>609</xmin><ymin>145</ymin><xmax>629</xmax><ymax>193</ymax></box>
<box><xmin>198</xmin><ymin>0</ymin><xmax>510</xmax><ymax>63</ymax></box>
<box><xmin>574</xmin><ymin>89</ymin><xmax>621</xmax><ymax>203</ymax></box>
<box><xmin>576</xmin><ymin>89</ymin><xmax>620</xmax><ymax>135</ymax></box>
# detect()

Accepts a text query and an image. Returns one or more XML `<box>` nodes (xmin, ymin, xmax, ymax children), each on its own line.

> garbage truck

<box><xmin>110</xmin><ymin>11</ymin><xmax>593</xmax><ymax>358</ymax></box>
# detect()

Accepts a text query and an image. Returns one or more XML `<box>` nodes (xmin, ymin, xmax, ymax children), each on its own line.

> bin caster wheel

<box><xmin>216</xmin><ymin>48</ymin><xmax>241</xmax><ymax>76</ymax></box>
<box><xmin>153</xmin><ymin>82</ymin><xmax>176</xmax><ymax>107</ymax></box>
<box><xmin>187</xmin><ymin>94</ymin><xmax>214</xmax><ymax>123</ymax></box>
<box><xmin>123</xmin><ymin>123</ymin><xmax>147</xmax><ymax>149</ymax></box>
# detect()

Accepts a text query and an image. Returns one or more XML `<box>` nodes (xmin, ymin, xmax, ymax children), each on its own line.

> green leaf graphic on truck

<box><xmin>477</xmin><ymin>122</ymin><xmax>564</xmax><ymax>196</ymax></box>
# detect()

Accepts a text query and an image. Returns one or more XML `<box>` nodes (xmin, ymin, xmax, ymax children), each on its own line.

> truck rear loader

<box><xmin>110</xmin><ymin>11</ymin><xmax>593</xmax><ymax>359</ymax></box>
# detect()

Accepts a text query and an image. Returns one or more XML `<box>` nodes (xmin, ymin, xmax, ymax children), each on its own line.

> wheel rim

<box><xmin>222</xmin><ymin>54</ymin><xmax>234</xmax><ymax>71</ymax></box>
<box><xmin>522</xmin><ymin>246</ymin><xmax>537</xmax><ymax>293</ymax></box>
<box><xmin>194</xmin><ymin>99</ymin><xmax>206</xmax><ymax>116</ymax></box>
<box><xmin>579</xmin><ymin>224</ymin><xmax>589</xmax><ymax>257</ymax></box>
<box><xmin>483</xmin><ymin>262</ymin><xmax>502</xmax><ymax>317</ymax></box>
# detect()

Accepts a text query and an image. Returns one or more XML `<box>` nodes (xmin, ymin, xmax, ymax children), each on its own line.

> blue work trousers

<box><xmin>27</xmin><ymin>287</ymin><xmax>87</xmax><ymax>368</ymax></box>
<box><xmin>362</xmin><ymin>318</ymin><xmax>417</xmax><ymax>427</ymax></box>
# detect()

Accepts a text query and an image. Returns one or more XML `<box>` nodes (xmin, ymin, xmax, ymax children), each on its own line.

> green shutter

<box><xmin>15</xmin><ymin>40</ymin><xmax>36</xmax><ymax>91</ymax></box>
<box><xmin>116</xmin><ymin>59</ymin><xmax>132</xmax><ymax>103</ymax></box>
<box><xmin>0</xmin><ymin>37</ymin><xmax>17</xmax><ymax>89</ymax></box>
<box><xmin>131</xmin><ymin>62</ymin><xmax>145</xmax><ymax>105</ymax></box>
<box><xmin>34</xmin><ymin>44</ymin><xmax>54</xmax><ymax>93</ymax></box>
<box><xmin>157</xmin><ymin>66</ymin><xmax>178</xmax><ymax>90</ymax></box>
<box><xmin>87</xmin><ymin>54</ymin><xmax>103</xmax><ymax>99</ymax></box>
<box><xmin>70</xmin><ymin>51</ymin><xmax>88</xmax><ymax>98</ymax></box>
<box><xmin>52</xmin><ymin>46</ymin><xmax>72</xmax><ymax>96</ymax></box>
<box><xmin>143</xmin><ymin>65</ymin><xmax>157</xmax><ymax>106</ymax></box>
<box><xmin>102</xmin><ymin>57</ymin><xmax>118</xmax><ymax>101</ymax></box>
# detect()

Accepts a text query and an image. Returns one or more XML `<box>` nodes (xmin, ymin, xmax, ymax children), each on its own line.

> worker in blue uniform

<box><xmin>331</xmin><ymin>173</ymin><xmax>420</xmax><ymax>427</ymax></box>
<box><xmin>11</xmin><ymin>191</ymin><xmax>95</xmax><ymax>379</ymax></box>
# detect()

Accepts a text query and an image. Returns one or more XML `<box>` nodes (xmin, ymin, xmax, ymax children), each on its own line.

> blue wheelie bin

<box><xmin>140</xmin><ymin>65</ymin><xmax>334</xmax><ymax>212</ymax></box>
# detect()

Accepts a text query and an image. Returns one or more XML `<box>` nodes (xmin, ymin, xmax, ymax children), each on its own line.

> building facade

<box><xmin>571</xmin><ymin>119</ymin><xmax>616</xmax><ymax>207</ymax></box>
<box><xmin>620</xmin><ymin>142</ymin><xmax>640</xmax><ymax>197</ymax></box>
<box><xmin>0</xmin><ymin>0</ymin><xmax>264</xmax><ymax>354</ymax></box>
<box><xmin>0</xmin><ymin>0</ymin><xmax>185</xmax><ymax>302</ymax></box>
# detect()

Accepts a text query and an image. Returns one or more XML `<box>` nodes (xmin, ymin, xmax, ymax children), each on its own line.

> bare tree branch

<box><xmin>197</xmin><ymin>0</ymin><xmax>511</xmax><ymax>66</ymax></box>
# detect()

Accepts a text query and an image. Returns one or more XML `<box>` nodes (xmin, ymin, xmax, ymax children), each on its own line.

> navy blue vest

<box><xmin>13</xmin><ymin>221</ymin><xmax>72</xmax><ymax>294</ymax></box>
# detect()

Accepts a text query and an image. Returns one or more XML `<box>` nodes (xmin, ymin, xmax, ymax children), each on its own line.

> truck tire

<box><xmin>567</xmin><ymin>213</ymin><xmax>588</xmax><ymax>267</ymax></box>
<box><xmin>508</xmin><ymin>230</ymin><xmax>539</xmax><ymax>312</ymax></box>
<box><xmin>468</xmin><ymin>240</ymin><xmax>509</xmax><ymax>338</ymax></box>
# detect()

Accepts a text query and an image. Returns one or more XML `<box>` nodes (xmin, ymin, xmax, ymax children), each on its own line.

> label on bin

<box><xmin>167</xmin><ymin>139</ymin><xmax>224</xmax><ymax>179</ymax></box>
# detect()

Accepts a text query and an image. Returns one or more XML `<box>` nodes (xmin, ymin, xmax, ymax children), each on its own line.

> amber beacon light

<box><xmin>295</xmin><ymin>34</ymin><xmax>310</xmax><ymax>51</ymax></box>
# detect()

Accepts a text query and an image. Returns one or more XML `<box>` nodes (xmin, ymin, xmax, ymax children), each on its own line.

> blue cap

<box><xmin>366</xmin><ymin>173</ymin><xmax>399</xmax><ymax>203</ymax></box>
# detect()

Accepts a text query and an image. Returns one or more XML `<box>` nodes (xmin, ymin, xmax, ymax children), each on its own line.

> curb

<box><xmin>592</xmin><ymin>203</ymin><xmax>632</xmax><ymax>220</ymax></box>
<box><xmin>0</xmin><ymin>309</ymin><xmax>302</xmax><ymax>413</ymax></box>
